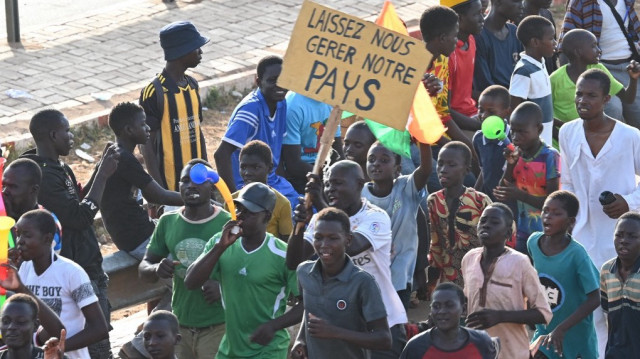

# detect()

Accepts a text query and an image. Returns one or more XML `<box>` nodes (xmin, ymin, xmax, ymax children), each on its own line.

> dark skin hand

<box><xmin>422</xmin><ymin>73</ymin><xmax>443</xmax><ymax>96</ymax></box>
<box><xmin>201</xmin><ymin>279</ymin><xmax>221</xmax><ymax>304</ymax></box>
<box><xmin>603</xmin><ymin>194</ymin><xmax>630</xmax><ymax>219</ymax></box>
<box><xmin>466</xmin><ymin>308</ymin><xmax>546</xmax><ymax>330</ymax></box>
<box><xmin>541</xmin><ymin>290</ymin><xmax>599</xmax><ymax>357</ymax></box>
<box><xmin>43</xmin><ymin>329</ymin><xmax>66</xmax><ymax>359</ymax></box>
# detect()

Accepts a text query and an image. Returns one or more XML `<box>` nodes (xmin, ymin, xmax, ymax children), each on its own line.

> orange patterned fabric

<box><xmin>427</xmin><ymin>187</ymin><xmax>491</xmax><ymax>287</ymax></box>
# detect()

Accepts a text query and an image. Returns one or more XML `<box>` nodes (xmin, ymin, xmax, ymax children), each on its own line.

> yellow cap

<box><xmin>440</xmin><ymin>0</ymin><xmax>471</xmax><ymax>8</ymax></box>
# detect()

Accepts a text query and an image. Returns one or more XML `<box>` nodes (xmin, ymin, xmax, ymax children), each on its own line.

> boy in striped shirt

<box><xmin>600</xmin><ymin>211</ymin><xmax>640</xmax><ymax>358</ymax></box>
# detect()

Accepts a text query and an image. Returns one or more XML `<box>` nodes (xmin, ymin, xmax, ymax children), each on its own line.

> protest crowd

<box><xmin>3</xmin><ymin>0</ymin><xmax>640</xmax><ymax>358</ymax></box>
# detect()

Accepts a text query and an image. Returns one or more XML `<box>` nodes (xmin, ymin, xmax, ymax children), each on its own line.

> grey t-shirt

<box><xmin>297</xmin><ymin>258</ymin><xmax>387</xmax><ymax>359</ymax></box>
<box><xmin>362</xmin><ymin>174</ymin><xmax>425</xmax><ymax>290</ymax></box>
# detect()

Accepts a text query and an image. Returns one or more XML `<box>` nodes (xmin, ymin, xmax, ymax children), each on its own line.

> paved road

<box><xmin>0</xmin><ymin>0</ymin><xmax>138</xmax><ymax>37</ymax></box>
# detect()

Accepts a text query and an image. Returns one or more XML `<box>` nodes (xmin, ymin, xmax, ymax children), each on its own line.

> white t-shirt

<box><xmin>20</xmin><ymin>256</ymin><xmax>98</xmax><ymax>359</ymax></box>
<box><xmin>598</xmin><ymin>0</ymin><xmax>633</xmax><ymax>61</ymax></box>
<box><xmin>304</xmin><ymin>199</ymin><xmax>408</xmax><ymax>326</ymax></box>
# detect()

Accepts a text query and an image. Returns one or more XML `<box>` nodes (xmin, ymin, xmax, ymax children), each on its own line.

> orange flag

<box><xmin>375</xmin><ymin>0</ymin><xmax>446</xmax><ymax>144</ymax></box>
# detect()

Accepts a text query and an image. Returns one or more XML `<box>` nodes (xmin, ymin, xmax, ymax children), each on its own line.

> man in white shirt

<box><xmin>559</xmin><ymin>68</ymin><xmax>640</xmax><ymax>356</ymax></box>
<box><xmin>286</xmin><ymin>160</ymin><xmax>408</xmax><ymax>359</ymax></box>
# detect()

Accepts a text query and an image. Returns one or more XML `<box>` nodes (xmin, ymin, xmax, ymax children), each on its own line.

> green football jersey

<box><xmin>202</xmin><ymin>233</ymin><xmax>299</xmax><ymax>359</ymax></box>
<box><xmin>147</xmin><ymin>208</ymin><xmax>231</xmax><ymax>327</ymax></box>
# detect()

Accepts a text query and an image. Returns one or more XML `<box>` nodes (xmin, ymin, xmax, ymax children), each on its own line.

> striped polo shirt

<box><xmin>600</xmin><ymin>256</ymin><xmax>640</xmax><ymax>357</ymax></box>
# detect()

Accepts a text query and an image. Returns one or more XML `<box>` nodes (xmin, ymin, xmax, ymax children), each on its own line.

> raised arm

<box><xmin>412</xmin><ymin>143</ymin><xmax>433</xmax><ymax>190</ymax></box>
<box><xmin>141</xmin><ymin>180</ymin><xmax>183</xmax><ymax>206</ymax></box>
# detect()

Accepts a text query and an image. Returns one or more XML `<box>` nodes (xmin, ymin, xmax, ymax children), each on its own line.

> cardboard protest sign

<box><xmin>278</xmin><ymin>0</ymin><xmax>432</xmax><ymax>130</ymax></box>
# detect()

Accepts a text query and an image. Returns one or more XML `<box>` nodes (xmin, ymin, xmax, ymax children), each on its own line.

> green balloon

<box><xmin>481</xmin><ymin>115</ymin><xmax>507</xmax><ymax>140</ymax></box>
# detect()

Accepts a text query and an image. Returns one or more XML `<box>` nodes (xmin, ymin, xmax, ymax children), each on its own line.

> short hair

<box><xmin>256</xmin><ymin>56</ymin><xmax>283</xmax><ymax>79</ymax></box>
<box><xmin>617</xmin><ymin>211</ymin><xmax>640</xmax><ymax>227</ymax></box>
<box><xmin>441</xmin><ymin>141</ymin><xmax>472</xmax><ymax>166</ymax></box>
<box><xmin>452</xmin><ymin>0</ymin><xmax>480</xmax><ymax>16</ymax></box>
<box><xmin>108</xmin><ymin>102</ymin><xmax>144</xmax><ymax>136</ymax></box>
<box><xmin>546</xmin><ymin>190</ymin><xmax>579</xmax><ymax>217</ymax></box>
<box><xmin>578</xmin><ymin>68</ymin><xmax>611</xmax><ymax>95</ymax></box>
<box><xmin>561</xmin><ymin>29</ymin><xmax>595</xmax><ymax>60</ymax></box>
<box><xmin>479</xmin><ymin>85</ymin><xmax>510</xmax><ymax>109</ymax></box>
<box><xmin>19</xmin><ymin>209</ymin><xmax>57</xmax><ymax>237</ymax></box>
<box><xmin>370</xmin><ymin>141</ymin><xmax>402</xmax><ymax>165</ymax></box>
<box><xmin>433</xmin><ymin>282</ymin><xmax>466</xmax><ymax>306</ymax></box>
<box><xmin>315</xmin><ymin>207</ymin><xmax>351</xmax><ymax>235</ymax></box>
<box><xmin>239</xmin><ymin>140</ymin><xmax>273</xmax><ymax>167</ymax></box>
<box><xmin>146</xmin><ymin>310</ymin><xmax>179</xmax><ymax>335</ymax></box>
<box><xmin>486</xmin><ymin>202</ymin><xmax>514</xmax><ymax>226</ymax></box>
<box><xmin>511</xmin><ymin>101</ymin><xmax>543</xmax><ymax>126</ymax></box>
<box><xmin>347</xmin><ymin>121</ymin><xmax>376</xmax><ymax>145</ymax></box>
<box><xmin>6</xmin><ymin>159</ymin><xmax>42</xmax><ymax>186</ymax></box>
<box><xmin>420</xmin><ymin>6</ymin><xmax>459</xmax><ymax>42</ymax></box>
<box><xmin>29</xmin><ymin>109</ymin><xmax>66</xmax><ymax>142</ymax></box>
<box><xmin>516</xmin><ymin>15</ymin><xmax>554</xmax><ymax>46</ymax></box>
<box><xmin>4</xmin><ymin>293</ymin><xmax>38</xmax><ymax>320</ymax></box>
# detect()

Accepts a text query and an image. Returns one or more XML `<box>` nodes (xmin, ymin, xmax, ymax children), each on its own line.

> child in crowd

<box><xmin>446</xmin><ymin>0</ymin><xmax>485</xmax><ymax>120</ymax></box>
<box><xmin>229</xmin><ymin>140</ymin><xmax>292</xmax><ymax>241</ymax></box>
<box><xmin>142</xmin><ymin>311</ymin><xmax>181</xmax><ymax>359</ymax></box>
<box><xmin>291</xmin><ymin>208</ymin><xmax>391</xmax><ymax>359</ymax></box>
<box><xmin>421</xmin><ymin>6</ymin><xmax>479</xmax><ymax>158</ymax></box>
<box><xmin>509</xmin><ymin>15</ymin><xmax>556</xmax><ymax>145</ymax></box>
<box><xmin>101</xmin><ymin>102</ymin><xmax>183</xmax><ymax>259</ymax></box>
<box><xmin>214</xmin><ymin>55</ymin><xmax>299</xmax><ymax>208</ymax></box>
<box><xmin>462</xmin><ymin>203</ymin><xmax>552</xmax><ymax>359</ymax></box>
<box><xmin>400</xmin><ymin>283</ymin><xmax>499</xmax><ymax>358</ymax></box>
<box><xmin>474</xmin><ymin>0</ymin><xmax>524</xmax><ymax>90</ymax></box>
<box><xmin>138</xmin><ymin>159</ymin><xmax>230</xmax><ymax>359</ymax></box>
<box><xmin>0</xmin><ymin>294</ymin><xmax>65</xmax><ymax>359</ymax></box>
<box><xmin>600</xmin><ymin>212</ymin><xmax>640</xmax><ymax>358</ymax></box>
<box><xmin>427</xmin><ymin>142</ymin><xmax>491</xmax><ymax>293</ymax></box>
<box><xmin>519</xmin><ymin>0</ymin><xmax>558</xmax><ymax>74</ymax></box>
<box><xmin>343</xmin><ymin>121</ymin><xmax>376</xmax><ymax>182</ymax></box>
<box><xmin>494</xmin><ymin>102</ymin><xmax>559</xmax><ymax>254</ymax></box>
<box><xmin>528</xmin><ymin>191</ymin><xmax>599</xmax><ymax>359</ymax></box>
<box><xmin>472</xmin><ymin>85</ymin><xmax>512</xmax><ymax>202</ymax></box>
<box><xmin>16</xmin><ymin>209</ymin><xmax>109</xmax><ymax>359</ymax></box>
<box><xmin>184</xmin><ymin>182</ymin><xmax>303</xmax><ymax>359</ymax></box>
<box><xmin>287</xmin><ymin>160</ymin><xmax>408</xmax><ymax>359</ymax></box>
<box><xmin>551</xmin><ymin>29</ymin><xmax>640</xmax><ymax>125</ymax></box>
<box><xmin>361</xmin><ymin>142</ymin><xmax>431</xmax><ymax>308</ymax></box>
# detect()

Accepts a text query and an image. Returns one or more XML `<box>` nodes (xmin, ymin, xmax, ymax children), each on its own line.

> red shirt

<box><xmin>449</xmin><ymin>35</ymin><xmax>477</xmax><ymax>117</ymax></box>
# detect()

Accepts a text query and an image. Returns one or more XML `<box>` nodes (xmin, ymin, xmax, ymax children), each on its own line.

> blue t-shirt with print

<box><xmin>528</xmin><ymin>233</ymin><xmax>599</xmax><ymax>359</ymax></box>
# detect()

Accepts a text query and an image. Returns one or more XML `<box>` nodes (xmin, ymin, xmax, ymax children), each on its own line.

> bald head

<box><xmin>327</xmin><ymin>160</ymin><xmax>365</xmax><ymax>182</ymax></box>
<box><xmin>561</xmin><ymin>29</ymin><xmax>597</xmax><ymax>59</ymax></box>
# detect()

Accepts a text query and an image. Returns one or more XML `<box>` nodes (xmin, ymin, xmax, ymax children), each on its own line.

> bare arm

<box><xmin>542</xmin><ymin>290</ymin><xmax>599</xmax><ymax>356</ymax></box>
<box><xmin>346</xmin><ymin>233</ymin><xmax>372</xmax><ymax>257</ymax></box>
<box><xmin>412</xmin><ymin>143</ymin><xmax>432</xmax><ymax>190</ymax></box>
<box><xmin>64</xmin><ymin>303</ymin><xmax>109</xmax><ymax>352</ymax></box>
<box><xmin>138</xmin><ymin>251</ymin><xmax>176</xmax><ymax>283</ymax></box>
<box><xmin>140</xmin><ymin>131</ymin><xmax>163</xmax><ymax>186</ymax></box>
<box><xmin>214</xmin><ymin>141</ymin><xmax>239</xmax><ymax>193</ymax></box>
<box><xmin>332</xmin><ymin>137</ymin><xmax>344</xmax><ymax>160</ymax></box>
<box><xmin>510</xmin><ymin>96</ymin><xmax>524</xmax><ymax>110</ymax></box>
<box><xmin>250</xmin><ymin>301</ymin><xmax>304</xmax><ymax>346</ymax></box>
<box><xmin>451</xmin><ymin>109</ymin><xmax>480</xmax><ymax>131</ymax></box>
<box><xmin>141</xmin><ymin>180</ymin><xmax>184</xmax><ymax>206</ymax></box>
<box><xmin>466</xmin><ymin>308</ymin><xmax>547</xmax><ymax>329</ymax></box>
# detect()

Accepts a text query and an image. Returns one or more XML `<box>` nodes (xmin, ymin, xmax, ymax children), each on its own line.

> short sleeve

<box><xmin>277</xmin><ymin>199</ymin><xmax>293</xmax><ymax>236</ymax></box>
<box><xmin>353</xmin><ymin>208</ymin><xmax>392</xmax><ymax>251</ymax></box>
<box><xmin>222</xmin><ymin>108</ymin><xmax>260</xmax><ymax>149</ymax></box>
<box><xmin>147</xmin><ymin>216</ymin><xmax>170</xmax><ymax>257</ymax></box>
<box><xmin>139</xmin><ymin>82</ymin><xmax>162</xmax><ymax>131</ymax></box>
<box><xmin>283</xmin><ymin>100</ymin><xmax>303</xmax><ymax>145</ymax></box>
<box><xmin>600</xmin><ymin>267</ymin><xmax>609</xmax><ymax>314</ymax></box>
<box><xmin>472</xmin><ymin>132</ymin><xmax>484</xmax><ymax>167</ymax></box>
<box><xmin>576</xmin><ymin>246</ymin><xmax>600</xmax><ymax>295</ymax></box>
<box><xmin>120</xmin><ymin>152</ymin><xmax>153</xmax><ymax>189</ymax></box>
<box><xmin>359</xmin><ymin>273</ymin><xmax>388</xmax><ymax>322</ymax></box>
<box><xmin>521</xmin><ymin>257</ymin><xmax>553</xmax><ymax>323</ymax></box>
<box><xmin>68</xmin><ymin>265</ymin><xmax>98</xmax><ymax>309</ymax></box>
<box><xmin>509</xmin><ymin>66</ymin><xmax>531</xmax><ymax>99</ymax></box>
<box><xmin>545</xmin><ymin>148</ymin><xmax>561</xmax><ymax>180</ymax></box>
